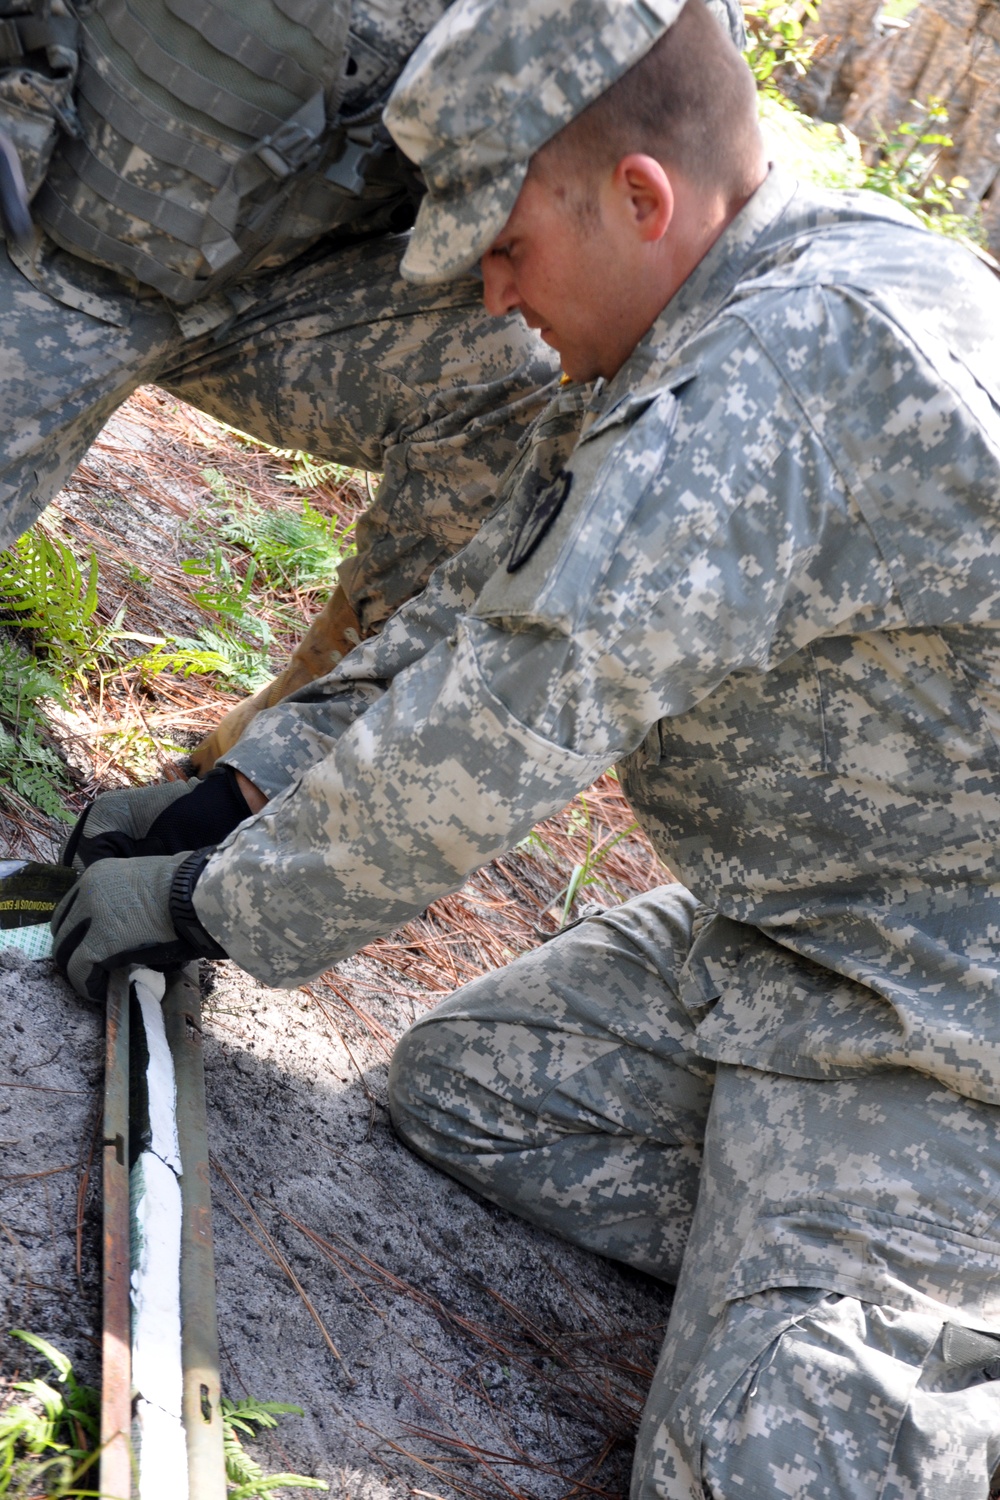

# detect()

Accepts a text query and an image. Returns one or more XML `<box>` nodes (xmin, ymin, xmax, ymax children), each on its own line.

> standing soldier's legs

<box><xmin>0</xmin><ymin>239</ymin><xmax>185</xmax><ymax>548</ymax></box>
<box><xmin>389</xmin><ymin>883</ymin><xmax>713</xmax><ymax>1280</ymax></box>
<box><xmin>158</xmin><ymin>234</ymin><xmax>559</xmax><ymax>771</ymax></box>
<box><xmin>0</xmin><ymin>229</ymin><xmax>557</xmax><ymax>770</ymax></box>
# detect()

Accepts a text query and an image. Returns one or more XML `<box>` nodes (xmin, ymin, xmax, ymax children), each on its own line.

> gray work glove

<box><xmin>62</xmin><ymin>768</ymin><xmax>251</xmax><ymax>871</ymax></box>
<box><xmin>51</xmin><ymin>850</ymin><xmax>226</xmax><ymax>1002</ymax></box>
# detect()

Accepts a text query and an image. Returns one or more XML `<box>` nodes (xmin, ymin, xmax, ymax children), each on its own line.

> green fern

<box><xmin>0</xmin><ymin>636</ymin><xmax>73</xmax><ymax>822</ymax></box>
<box><xmin>280</xmin><ymin>452</ymin><xmax>349</xmax><ymax>490</ymax></box>
<box><xmin>0</xmin><ymin>527</ymin><xmax>136</xmax><ymax>690</ymax></box>
<box><xmin>210</xmin><ymin>495</ymin><xmax>355</xmax><ymax>591</ymax></box>
<box><xmin>221</xmin><ymin>1398</ymin><xmax>327</xmax><ymax>1497</ymax></box>
<box><xmin>181</xmin><ymin>547</ymin><xmax>261</xmax><ymax>624</ymax></box>
<box><xmin>0</xmin><ymin>1330</ymin><xmax>100</xmax><ymax>1498</ymax></box>
<box><xmin>0</xmin><ymin>725</ymin><xmax>73</xmax><ymax>822</ymax></box>
<box><xmin>1</xmin><ymin>1338</ymin><xmax>327</xmax><ymax>1499</ymax></box>
<box><xmin>0</xmin><ymin>529</ymin><xmax>100</xmax><ymax>682</ymax></box>
<box><xmin>133</xmin><ymin>626</ymin><xmax>273</xmax><ymax>692</ymax></box>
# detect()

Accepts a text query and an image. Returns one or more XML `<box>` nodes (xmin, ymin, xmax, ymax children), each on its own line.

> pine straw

<box><xmin>211</xmin><ymin>1156</ymin><xmax>665</xmax><ymax>1500</ymax></box>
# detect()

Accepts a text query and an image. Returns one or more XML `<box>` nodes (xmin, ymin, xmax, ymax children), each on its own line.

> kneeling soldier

<box><xmin>55</xmin><ymin>1</ymin><xmax>1000</xmax><ymax>1492</ymax></box>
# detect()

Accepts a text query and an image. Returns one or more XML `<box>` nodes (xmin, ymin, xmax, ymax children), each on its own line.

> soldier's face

<box><xmin>481</xmin><ymin>169</ymin><xmax>650</xmax><ymax>382</ymax></box>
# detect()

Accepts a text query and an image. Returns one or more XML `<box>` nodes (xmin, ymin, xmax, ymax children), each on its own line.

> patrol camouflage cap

<box><xmin>385</xmin><ymin>0</ymin><xmax>689</xmax><ymax>285</ymax></box>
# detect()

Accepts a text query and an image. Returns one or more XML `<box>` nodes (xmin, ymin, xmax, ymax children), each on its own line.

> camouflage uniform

<box><xmin>189</xmin><ymin>166</ymin><xmax>1000</xmax><ymax>1495</ymax></box>
<box><xmin>0</xmin><ymin>0</ymin><xmax>560</xmax><ymax>627</ymax></box>
<box><xmin>0</xmin><ymin>224</ymin><xmax>555</xmax><ymax>628</ymax></box>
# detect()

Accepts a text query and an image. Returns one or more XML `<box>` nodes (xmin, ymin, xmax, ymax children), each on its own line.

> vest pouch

<box><xmin>33</xmin><ymin>0</ymin><xmax>360</xmax><ymax>303</ymax></box>
<box><xmin>0</xmin><ymin>0</ymin><xmax>80</xmax><ymax>210</ymax></box>
<box><xmin>0</xmin><ymin>65</ymin><xmax>77</xmax><ymax>198</ymax></box>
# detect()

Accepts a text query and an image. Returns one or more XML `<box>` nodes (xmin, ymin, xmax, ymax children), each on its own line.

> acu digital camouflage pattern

<box><xmin>203</xmin><ymin>168</ymin><xmax>1000</xmax><ymax>1114</ymax></box>
<box><xmin>389</xmin><ymin>885</ymin><xmax>1000</xmax><ymax>1497</ymax></box>
<box><xmin>0</xmin><ymin>0</ymin><xmax>745</xmax><ymax>617</ymax></box>
<box><xmin>386</xmin><ymin>0</ymin><xmax>744</xmax><ymax>283</ymax></box>
<box><xmin>0</xmin><ymin>0</ymin><xmax>560</xmax><ymax>620</ymax></box>
<box><xmin>0</xmin><ymin>227</ymin><xmax>557</xmax><ymax>626</ymax></box>
<box><xmin>195</xmin><ymin>169</ymin><xmax>1000</xmax><ymax>1494</ymax></box>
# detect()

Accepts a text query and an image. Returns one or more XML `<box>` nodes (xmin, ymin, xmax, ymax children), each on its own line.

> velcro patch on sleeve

<box><xmin>506</xmin><ymin>470</ymin><xmax>573</xmax><ymax>573</ymax></box>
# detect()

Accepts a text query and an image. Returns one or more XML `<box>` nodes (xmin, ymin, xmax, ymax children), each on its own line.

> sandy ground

<box><xmin>0</xmin><ymin>393</ymin><xmax>670</xmax><ymax>1496</ymax></box>
<box><xmin>0</xmin><ymin>933</ymin><xmax>670</xmax><ymax>1498</ymax></box>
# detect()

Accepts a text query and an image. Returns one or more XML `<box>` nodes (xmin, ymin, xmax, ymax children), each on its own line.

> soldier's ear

<box><xmin>612</xmin><ymin>154</ymin><xmax>674</xmax><ymax>243</ymax></box>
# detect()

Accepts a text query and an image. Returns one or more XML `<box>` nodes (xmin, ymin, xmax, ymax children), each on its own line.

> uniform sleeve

<box><xmin>216</xmin><ymin>381</ymin><xmax>589</xmax><ymax>798</ymax></box>
<box><xmin>197</xmin><ymin>312</ymin><xmax>901</xmax><ymax>985</ymax></box>
<box><xmin>214</xmin><ymin>492</ymin><xmax>506</xmax><ymax>799</ymax></box>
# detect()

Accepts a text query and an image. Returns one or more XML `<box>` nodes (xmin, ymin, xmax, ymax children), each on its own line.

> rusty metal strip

<box><xmin>100</xmin><ymin>967</ymin><xmax>132</xmax><ymax>1500</ymax></box>
<box><xmin>163</xmin><ymin>964</ymin><xmax>227</xmax><ymax>1500</ymax></box>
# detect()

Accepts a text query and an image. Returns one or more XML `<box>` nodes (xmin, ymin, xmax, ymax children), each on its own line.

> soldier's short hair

<box><xmin>533</xmin><ymin>0</ymin><xmax>761</xmax><ymax>209</ymax></box>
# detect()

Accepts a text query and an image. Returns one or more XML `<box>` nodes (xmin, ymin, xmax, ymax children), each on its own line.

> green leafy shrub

<box><xmin>744</xmin><ymin>7</ymin><xmax>987</xmax><ymax>251</ymax></box>
<box><xmin>0</xmin><ymin>1330</ymin><xmax>99</xmax><ymax>1498</ymax></box>
<box><xmin>0</xmin><ymin>529</ymin><xmax>106</xmax><ymax>685</ymax></box>
<box><xmin>199</xmin><ymin>470</ymin><xmax>356</xmax><ymax>592</ymax></box>
<box><xmin>744</xmin><ymin>0</ymin><xmax>819</xmax><ymax>87</ymax></box>
<box><xmin>1</xmin><ymin>1334</ymin><xmax>327</xmax><ymax>1500</ymax></box>
<box><xmin>864</xmin><ymin>99</ymin><xmax>987</xmax><ymax>247</ymax></box>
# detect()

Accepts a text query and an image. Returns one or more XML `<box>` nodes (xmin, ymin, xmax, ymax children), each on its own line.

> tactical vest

<box><xmin>7</xmin><ymin>0</ymin><xmax>407</xmax><ymax>304</ymax></box>
<box><xmin>0</xmin><ymin>0</ymin><xmax>81</xmax><ymax>206</ymax></box>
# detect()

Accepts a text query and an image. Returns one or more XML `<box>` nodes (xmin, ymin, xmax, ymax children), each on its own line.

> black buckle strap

<box><xmin>324</xmin><ymin>127</ymin><xmax>388</xmax><ymax>197</ymax></box>
<box><xmin>255</xmin><ymin>88</ymin><xmax>325</xmax><ymax>179</ymax></box>
<box><xmin>0</xmin><ymin>17</ymin><xmax>22</xmax><ymax>59</ymax></box>
<box><xmin>6</xmin><ymin>8</ymin><xmax>78</xmax><ymax>71</ymax></box>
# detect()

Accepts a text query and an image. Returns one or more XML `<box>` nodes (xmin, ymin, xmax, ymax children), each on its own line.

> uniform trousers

<box><xmin>0</xmin><ymin>230</ymin><xmax>556</xmax><ymax>628</ymax></box>
<box><xmin>389</xmin><ymin>884</ymin><xmax>1000</xmax><ymax>1498</ymax></box>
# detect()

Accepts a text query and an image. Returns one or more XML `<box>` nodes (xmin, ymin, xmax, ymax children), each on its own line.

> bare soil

<box><xmin>0</xmin><ymin>937</ymin><xmax>670</xmax><ymax>1498</ymax></box>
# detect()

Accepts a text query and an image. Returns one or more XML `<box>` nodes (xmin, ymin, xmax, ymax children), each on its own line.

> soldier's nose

<box><xmin>480</xmin><ymin>252</ymin><xmax>519</xmax><ymax>317</ymax></box>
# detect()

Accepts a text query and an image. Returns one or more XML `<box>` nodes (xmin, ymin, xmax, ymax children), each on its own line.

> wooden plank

<box><xmin>100</xmin><ymin>967</ymin><xmax>132</xmax><ymax>1500</ymax></box>
<box><xmin>163</xmin><ymin>964</ymin><xmax>227</xmax><ymax>1500</ymax></box>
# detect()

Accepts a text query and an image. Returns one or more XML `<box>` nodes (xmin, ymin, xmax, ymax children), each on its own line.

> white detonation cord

<box><xmin>130</xmin><ymin>968</ymin><xmax>189</xmax><ymax>1500</ymax></box>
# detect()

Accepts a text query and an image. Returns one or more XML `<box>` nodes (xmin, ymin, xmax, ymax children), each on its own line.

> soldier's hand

<box><xmin>51</xmin><ymin>852</ymin><xmax>225</xmax><ymax>1002</ymax></box>
<box><xmin>62</xmin><ymin>767</ymin><xmax>252</xmax><ymax>871</ymax></box>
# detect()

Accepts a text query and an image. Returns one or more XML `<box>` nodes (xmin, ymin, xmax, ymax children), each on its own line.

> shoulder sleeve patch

<box><xmin>506</xmin><ymin>470</ymin><xmax>573</xmax><ymax>573</ymax></box>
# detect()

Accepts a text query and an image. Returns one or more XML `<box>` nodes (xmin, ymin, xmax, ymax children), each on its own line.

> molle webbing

<box><xmin>33</xmin><ymin>0</ymin><xmax>364</xmax><ymax>303</ymax></box>
<box><xmin>0</xmin><ymin>4</ymin><xmax>79</xmax><ymax>71</ymax></box>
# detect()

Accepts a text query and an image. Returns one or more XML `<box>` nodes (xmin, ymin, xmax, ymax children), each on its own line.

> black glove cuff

<box><xmin>146</xmin><ymin>766</ymin><xmax>251</xmax><ymax>857</ymax></box>
<box><xmin>169</xmin><ymin>849</ymin><xmax>228</xmax><ymax>960</ymax></box>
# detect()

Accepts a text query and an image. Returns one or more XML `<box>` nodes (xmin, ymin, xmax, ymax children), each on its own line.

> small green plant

<box><xmin>134</xmin><ymin>626</ymin><xmax>274</xmax><ymax>693</ymax></box>
<box><xmin>864</xmin><ymin>98</ymin><xmax>986</xmax><ymax>248</ymax></box>
<box><xmin>0</xmin><ymin>1330</ymin><xmax>99</xmax><ymax>1498</ymax></box>
<box><xmin>0</xmin><ymin>722</ymin><xmax>74</xmax><ymax>823</ymax></box>
<box><xmin>744</xmin><ymin>9</ymin><xmax>987</xmax><ymax>253</ymax></box>
<box><xmin>278</xmin><ymin>452</ymin><xmax>351</xmax><ymax>492</ymax></box>
<box><xmin>217</xmin><ymin>499</ymin><xmax>356</xmax><ymax>592</ymax></box>
<box><xmin>0</xmin><ymin>1335</ymin><xmax>327</xmax><ymax>1499</ymax></box>
<box><xmin>744</xmin><ymin>1</ymin><xmax>819</xmax><ymax>89</ymax></box>
<box><xmin>182</xmin><ymin>548</ymin><xmax>262</xmax><ymax>624</ymax></box>
<box><xmin>222</xmin><ymin>1397</ymin><xmax>328</xmax><ymax>1498</ymax></box>
<box><xmin>538</xmin><ymin>797</ymin><xmax>641</xmax><ymax>929</ymax></box>
<box><xmin>0</xmin><ymin>528</ymin><xmax>107</xmax><ymax>685</ymax></box>
<box><xmin>0</xmin><ymin>636</ymin><xmax>73</xmax><ymax>822</ymax></box>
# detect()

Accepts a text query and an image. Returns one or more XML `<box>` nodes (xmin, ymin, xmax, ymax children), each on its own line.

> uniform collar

<box><xmin>585</xmin><ymin>165</ymin><xmax>797</xmax><ymax>422</ymax></box>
